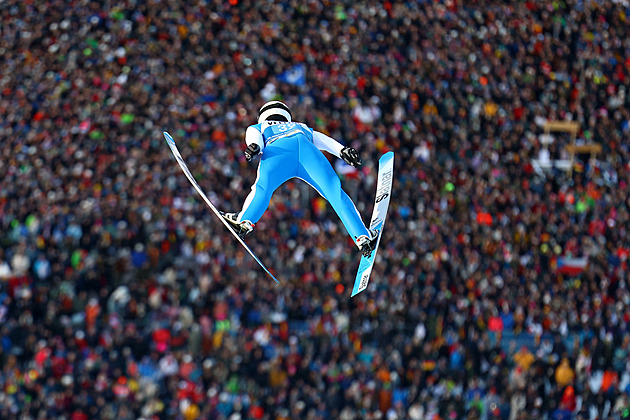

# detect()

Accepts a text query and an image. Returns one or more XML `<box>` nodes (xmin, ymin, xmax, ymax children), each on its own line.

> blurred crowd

<box><xmin>1</xmin><ymin>0</ymin><xmax>630</xmax><ymax>419</ymax></box>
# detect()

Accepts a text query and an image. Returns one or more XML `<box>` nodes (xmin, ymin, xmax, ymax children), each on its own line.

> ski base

<box><xmin>351</xmin><ymin>151</ymin><xmax>394</xmax><ymax>297</ymax></box>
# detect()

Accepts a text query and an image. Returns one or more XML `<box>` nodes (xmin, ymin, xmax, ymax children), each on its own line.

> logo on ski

<box><xmin>359</xmin><ymin>273</ymin><xmax>370</xmax><ymax>290</ymax></box>
<box><xmin>377</xmin><ymin>170</ymin><xmax>392</xmax><ymax>189</ymax></box>
<box><xmin>374</xmin><ymin>171</ymin><xmax>392</xmax><ymax>202</ymax></box>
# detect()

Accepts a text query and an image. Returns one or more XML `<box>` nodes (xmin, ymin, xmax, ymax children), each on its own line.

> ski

<box><xmin>351</xmin><ymin>151</ymin><xmax>394</xmax><ymax>297</ymax></box>
<box><xmin>163</xmin><ymin>131</ymin><xmax>279</xmax><ymax>284</ymax></box>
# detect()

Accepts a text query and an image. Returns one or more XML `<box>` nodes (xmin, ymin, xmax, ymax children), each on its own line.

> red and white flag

<box><xmin>557</xmin><ymin>257</ymin><xmax>588</xmax><ymax>276</ymax></box>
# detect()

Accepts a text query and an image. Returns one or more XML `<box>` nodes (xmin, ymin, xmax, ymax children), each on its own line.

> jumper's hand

<box><xmin>244</xmin><ymin>143</ymin><xmax>261</xmax><ymax>161</ymax></box>
<box><xmin>341</xmin><ymin>147</ymin><xmax>362</xmax><ymax>167</ymax></box>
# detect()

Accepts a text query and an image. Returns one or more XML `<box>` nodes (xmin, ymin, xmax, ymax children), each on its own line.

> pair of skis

<box><xmin>163</xmin><ymin>131</ymin><xmax>393</xmax><ymax>296</ymax></box>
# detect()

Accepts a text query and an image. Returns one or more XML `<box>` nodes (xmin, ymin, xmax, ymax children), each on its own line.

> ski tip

<box><xmin>269</xmin><ymin>270</ymin><xmax>280</xmax><ymax>284</ymax></box>
<box><xmin>163</xmin><ymin>132</ymin><xmax>176</xmax><ymax>147</ymax></box>
<box><xmin>380</xmin><ymin>151</ymin><xmax>394</xmax><ymax>161</ymax></box>
<box><xmin>263</xmin><ymin>268</ymin><xmax>280</xmax><ymax>284</ymax></box>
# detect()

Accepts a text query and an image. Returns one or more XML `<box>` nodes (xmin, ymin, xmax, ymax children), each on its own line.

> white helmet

<box><xmin>257</xmin><ymin>101</ymin><xmax>292</xmax><ymax>124</ymax></box>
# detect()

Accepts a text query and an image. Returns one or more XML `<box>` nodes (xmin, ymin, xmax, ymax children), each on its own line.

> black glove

<box><xmin>340</xmin><ymin>147</ymin><xmax>362</xmax><ymax>168</ymax></box>
<box><xmin>244</xmin><ymin>143</ymin><xmax>261</xmax><ymax>161</ymax></box>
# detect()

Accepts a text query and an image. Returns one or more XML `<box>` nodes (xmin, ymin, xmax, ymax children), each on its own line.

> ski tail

<box><xmin>351</xmin><ymin>151</ymin><xmax>394</xmax><ymax>296</ymax></box>
<box><xmin>163</xmin><ymin>131</ymin><xmax>279</xmax><ymax>284</ymax></box>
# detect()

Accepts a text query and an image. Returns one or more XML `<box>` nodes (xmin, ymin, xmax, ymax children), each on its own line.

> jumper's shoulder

<box><xmin>248</xmin><ymin>123</ymin><xmax>263</xmax><ymax>133</ymax></box>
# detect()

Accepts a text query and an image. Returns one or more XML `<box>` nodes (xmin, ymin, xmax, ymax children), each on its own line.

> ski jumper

<box><xmin>237</xmin><ymin>121</ymin><xmax>370</xmax><ymax>241</ymax></box>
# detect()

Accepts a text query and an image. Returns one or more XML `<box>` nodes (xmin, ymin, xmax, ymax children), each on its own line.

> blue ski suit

<box><xmin>237</xmin><ymin>121</ymin><xmax>370</xmax><ymax>241</ymax></box>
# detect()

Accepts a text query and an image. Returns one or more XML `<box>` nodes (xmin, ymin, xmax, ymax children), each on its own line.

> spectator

<box><xmin>555</xmin><ymin>358</ymin><xmax>576</xmax><ymax>388</ymax></box>
<box><xmin>513</xmin><ymin>346</ymin><xmax>536</xmax><ymax>372</ymax></box>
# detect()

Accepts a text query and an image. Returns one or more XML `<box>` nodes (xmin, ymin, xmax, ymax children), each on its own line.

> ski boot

<box><xmin>356</xmin><ymin>229</ymin><xmax>379</xmax><ymax>258</ymax></box>
<box><xmin>220</xmin><ymin>212</ymin><xmax>254</xmax><ymax>238</ymax></box>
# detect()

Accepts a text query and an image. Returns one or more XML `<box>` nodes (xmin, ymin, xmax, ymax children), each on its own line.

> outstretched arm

<box><xmin>313</xmin><ymin>131</ymin><xmax>362</xmax><ymax>167</ymax></box>
<box><xmin>313</xmin><ymin>131</ymin><xmax>344</xmax><ymax>158</ymax></box>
